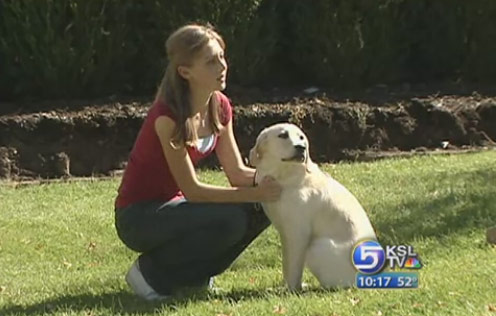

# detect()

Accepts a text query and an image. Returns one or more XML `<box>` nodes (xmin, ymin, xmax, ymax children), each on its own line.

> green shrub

<box><xmin>462</xmin><ymin>0</ymin><xmax>496</xmax><ymax>81</ymax></box>
<box><xmin>283</xmin><ymin>0</ymin><xmax>404</xmax><ymax>87</ymax></box>
<box><xmin>0</xmin><ymin>1</ymin><xmax>134</xmax><ymax>99</ymax></box>
<box><xmin>0</xmin><ymin>0</ymin><xmax>269</xmax><ymax>101</ymax></box>
<box><xmin>284</xmin><ymin>0</ymin><xmax>475</xmax><ymax>88</ymax></box>
<box><xmin>0</xmin><ymin>0</ymin><xmax>495</xmax><ymax>102</ymax></box>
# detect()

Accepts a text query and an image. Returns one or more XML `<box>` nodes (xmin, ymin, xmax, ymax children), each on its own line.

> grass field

<box><xmin>1</xmin><ymin>151</ymin><xmax>495</xmax><ymax>316</ymax></box>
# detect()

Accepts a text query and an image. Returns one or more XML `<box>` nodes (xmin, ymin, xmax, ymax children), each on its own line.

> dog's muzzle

<box><xmin>282</xmin><ymin>145</ymin><xmax>306</xmax><ymax>162</ymax></box>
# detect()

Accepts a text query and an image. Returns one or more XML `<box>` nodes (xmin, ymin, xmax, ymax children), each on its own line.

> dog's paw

<box><xmin>286</xmin><ymin>283</ymin><xmax>303</xmax><ymax>292</ymax></box>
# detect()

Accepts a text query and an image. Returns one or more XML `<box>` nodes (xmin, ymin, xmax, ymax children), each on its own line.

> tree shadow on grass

<box><xmin>0</xmin><ymin>284</ymin><xmax>345</xmax><ymax>315</ymax></box>
<box><xmin>372</xmin><ymin>168</ymin><xmax>496</xmax><ymax>245</ymax></box>
<box><xmin>1</xmin><ymin>291</ymin><xmax>161</xmax><ymax>315</ymax></box>
<box><xmin>0</xmin><ymin>287</ymin><xmax>282</xmax><ymax>315</ymax></box>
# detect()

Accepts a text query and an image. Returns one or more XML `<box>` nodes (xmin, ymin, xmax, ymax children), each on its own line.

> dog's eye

<box><xmin>278</xmin><ymin>131</ymin><xmax>289</xmax><ymax>139</ymax></box>
<box><xmin>299</xmin><ymin>135</ymin><xmax>304</xmax><ymax>140</ymax></box>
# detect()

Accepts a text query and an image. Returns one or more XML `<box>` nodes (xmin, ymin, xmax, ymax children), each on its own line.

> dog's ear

<box><xmin>304</xmin><ymin>142</ymin><xmax>314</xmax><ymax>173</ymax></box>
<box><xmin>249</xmin><ymin>134</ymin><xmax>268</xmax><ymax>167</ymax></box>
<box><xmin>249</xmin><ymin>146</ymin><xmax>259</xmax><ymax>167</ymax></box>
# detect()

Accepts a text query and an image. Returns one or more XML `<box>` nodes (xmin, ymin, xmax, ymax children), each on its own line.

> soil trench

<box><xmin>1</xmin><ymin>94</ymin><xmax>495</xmax><ymax>180</ymax></box>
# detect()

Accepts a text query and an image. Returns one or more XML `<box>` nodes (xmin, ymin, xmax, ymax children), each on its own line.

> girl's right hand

<box><xmin>256</xmin><ymin>176</ymin><xmax>282</xmax><ymax>202</ymax></box>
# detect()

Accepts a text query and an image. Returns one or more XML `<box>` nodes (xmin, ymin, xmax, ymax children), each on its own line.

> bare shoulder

<box><xmin>154</xmin><ymin>115</ymin><xmax>176</xmax><ymax>138</ymax></box>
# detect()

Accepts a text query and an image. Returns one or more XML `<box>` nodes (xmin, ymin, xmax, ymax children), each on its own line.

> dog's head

<box><xmin>249</xmin><ymin>123</ymin><xmax>311</xmax><ymax>169</ymax></box>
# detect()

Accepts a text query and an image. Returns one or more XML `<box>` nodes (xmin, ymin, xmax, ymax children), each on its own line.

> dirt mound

<box><xmin>1</xmin><ymin>94</ymin><xmax>495</xmax><ymax>180</ymax></box>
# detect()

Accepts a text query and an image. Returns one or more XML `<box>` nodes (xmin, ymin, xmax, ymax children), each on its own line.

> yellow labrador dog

<box><xmin>249</xmin><ymin>123</ymin><xmax>377</xmax><ymax>291</ymax></box>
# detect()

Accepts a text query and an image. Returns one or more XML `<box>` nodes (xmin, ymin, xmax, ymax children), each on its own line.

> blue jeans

<box><xmin>114</xmin><ymin>198</ymin><xmax>270</xmax><ymax>295</ymax></box>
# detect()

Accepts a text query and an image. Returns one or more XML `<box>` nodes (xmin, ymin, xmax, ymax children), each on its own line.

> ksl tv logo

<box><xmin>352</xmin><ymin>240</ymin><xmax>422</xmax><ymax>274</ymax></box>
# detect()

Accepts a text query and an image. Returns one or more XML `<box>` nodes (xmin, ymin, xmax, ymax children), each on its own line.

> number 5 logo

<box><xmin>352</xmin><ymin>240</ymin><xmax>386</xmax><ymax>274</ymax></box>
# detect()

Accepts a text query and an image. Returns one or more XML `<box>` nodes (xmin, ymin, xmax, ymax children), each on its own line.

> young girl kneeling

<box><xmin>114</xmin><ymin>24</ymin><xmax>281</xmax><ymax>300</ymax></box>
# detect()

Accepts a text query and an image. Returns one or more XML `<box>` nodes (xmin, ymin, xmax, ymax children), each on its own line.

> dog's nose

<box><xmin>294</xmin><ymin>144</ymin><xmax>306</xmax><ymax>152</ymax></box>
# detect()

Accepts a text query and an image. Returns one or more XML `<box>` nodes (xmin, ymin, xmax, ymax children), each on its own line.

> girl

<box><xmin>114</xmin><ymin>24</ymin><xmax>281</xmax><ymax>300</ymax></box>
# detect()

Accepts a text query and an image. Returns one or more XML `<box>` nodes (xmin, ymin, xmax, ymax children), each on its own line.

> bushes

<box><xmin>0</xmin><ymin>0</ymin><xmax>495</xmax><ymax>102</ymax></box>
<box><xmin>282</xmin><ymin>0</ymin><xmax>482</xmax><ymax>87</ymax></box>
<box><xmin>0</xmin><ymin>1</ymin><xmax>134</xmax><ymax>99</ymax></box>
<box><xmin>284</xmin><ymin>0</ymin><xmax>407</xmax><ymax>87</ymax></box>
<box><xmin>0</xmin><ymin>0</ymin><xmax>269</xmax><ymax>101</ymax></box>
<box><xmin>462</xmin><ymin>0</ymin><xmax>496</xmax><ymax>81</ymax></box>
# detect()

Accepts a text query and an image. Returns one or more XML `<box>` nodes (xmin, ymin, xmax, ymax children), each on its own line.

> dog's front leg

<box><xmin>281</xmin><ymin>227</ymin><xmax>311</xmax><ymax>291</ymax></box>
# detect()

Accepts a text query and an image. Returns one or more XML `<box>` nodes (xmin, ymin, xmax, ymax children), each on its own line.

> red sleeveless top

<box><xmin>115</xmin><ymin>92</ymin><xmax>233</xmax><ymax>209</ymax></box>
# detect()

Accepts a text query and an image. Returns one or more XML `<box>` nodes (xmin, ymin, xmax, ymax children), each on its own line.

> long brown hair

<box><xmin>155</xmin><ymin>24</ymin><xmax>225</xmax><ymax>148</ymax></box>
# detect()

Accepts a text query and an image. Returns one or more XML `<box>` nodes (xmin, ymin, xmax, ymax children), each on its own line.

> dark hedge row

<box><xmin>1</xmin><ymin>0</ymin><xmax>495</xmax><ymax>102</ymax></box>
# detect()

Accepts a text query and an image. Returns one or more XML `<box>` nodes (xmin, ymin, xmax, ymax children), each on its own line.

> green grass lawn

<box><xmin>1</xmin><ymin>151</ymin><xmax>495</xmax><ymax>316</ymax></box>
